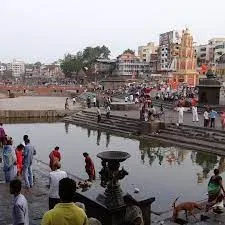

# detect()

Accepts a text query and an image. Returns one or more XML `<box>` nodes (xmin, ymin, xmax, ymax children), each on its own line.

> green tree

<box><xmin>34</xmin><ymin>61</ymin><xmax>42</xmax><ymax>67</ymax></box>
<box><xmin>60</xmin><ymin>53</ymin><xmax>83</xmax><ymax>78</ymax></box>
<box><xmin>60</xmin><ymin>45</ymin><xmax>110</xmax><ymax>77</ymax></box>
<box><xmin>82</xmin><ymin>45</ymin><xmax>111</xmax><ymax>69</ymax></box>
<box><xmin>123</xmin><ymin>49</ymin><xmax>135</xmax><ymax>54</ymax></box>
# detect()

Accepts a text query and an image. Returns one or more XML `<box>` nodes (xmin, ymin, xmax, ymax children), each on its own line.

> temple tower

<box><xmin>173</xmin><ymin>28</ymin><xmax>198</xmax><ymax>86</ymax></box>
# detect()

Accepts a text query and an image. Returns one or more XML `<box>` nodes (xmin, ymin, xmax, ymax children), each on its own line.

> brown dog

<box><xmin>173</xmin><ymin>197</ymin><xmax>202</xmax><ymax>221</ymax></box>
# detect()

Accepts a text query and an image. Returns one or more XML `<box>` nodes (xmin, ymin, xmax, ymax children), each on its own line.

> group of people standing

<box><xmin>0</xmin><ymin>123</ymin><xmax>99</xmax><ymax>225</ymax></box>
<box><xmin>174</xmin><ymin>97</ymin><xmax>225</xmax><ymax>129</ymax></box>
<box><xmin>1</xmin><ymin>131</ymin><xmax>36</xmax><ymax>191</ymax></box>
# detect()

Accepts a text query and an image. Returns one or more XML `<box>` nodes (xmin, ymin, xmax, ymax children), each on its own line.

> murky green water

<box><xmin>3</xmin><ymin>122</ymin><xmax>225</xmax><ymax>211</ymax></box>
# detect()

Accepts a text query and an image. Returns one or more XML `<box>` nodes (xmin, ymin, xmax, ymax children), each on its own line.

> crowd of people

<box><xmin>0</xmin><ymin>123</ymin><xmax>147</xmax><ymax>225</ymax></box>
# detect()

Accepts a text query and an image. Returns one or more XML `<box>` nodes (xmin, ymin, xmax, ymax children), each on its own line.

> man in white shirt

<box><xmin>93</xmin><ymin>96</ymin><xmax>96</xmax><ymax>107</ymax></box>
<box><xmin>72</xmin><ymin>97</ymin><xmax>76</xmax><ymax>105</ymax></box>
<box><xmin>49</xmin><ymin>161</ymin><xmax>67</xmax><ymax>209</ymax></box>
<box><xmin>10</xmin><ymin>179</ymin><xmax>29</xmax><ymax>225</ymax></box>
<box><xmin>203</xmin><ymin>109</ymin><xmax>209</xmax><ymax>127</ymax></box>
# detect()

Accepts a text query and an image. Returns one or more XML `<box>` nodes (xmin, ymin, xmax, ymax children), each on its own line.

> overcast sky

<box><xmin>0</xmin><ymin>0</ymin><xmax>224</xmax><ymax>63</ymax></box>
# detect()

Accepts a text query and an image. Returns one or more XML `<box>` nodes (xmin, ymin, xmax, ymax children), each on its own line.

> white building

<box><xmin>7</xmin><ymin>59</ymin><xmax>25</xmax><ymax>77</ymax></box>
<box><xmin>115</xmin><ymin>52</ymin><xmax>150</xmax><ymax>78</ymax></box>
<box><xmin>196</xmin><ymin>38</ymin><xmax>225</xmax><ymax>66</ymax></box>
<box><xmin>159</xmin><ymin>30</ymin><xmax>180</xmax><ymax>72</ymax></box>
<box><xmin>138</xmin><ymin>42</ymin><xmax>158</xmax><ymax>62</ymax></box>
<box><xmin>195</xmin><ymin>44</ymin><xmax>210</xmax><ymax>65</ymax></box>
<box><xmin>0</xmin><ymin>64</ymin><xmax>6</xmax><ymax>75</ymax></box>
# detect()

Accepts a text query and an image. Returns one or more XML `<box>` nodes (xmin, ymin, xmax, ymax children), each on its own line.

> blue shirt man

<box><xmin>23</xmin><ymin>139</ymin><xmax>36</xmax><ymax>189</ymax></box>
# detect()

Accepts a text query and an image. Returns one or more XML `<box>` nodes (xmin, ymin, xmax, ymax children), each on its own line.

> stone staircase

<box><xmin>63</xmin><ymin>110</ymin><xmax>225</xmax><ymax>156</ymax></box>
<box><xmin>63</xmin><ymin>110</ymin><xmax>149</xmax><ymax>136</ymax></box>
<box><xmin>146</xmin><ymin>124</ymin><xmax>225</xmax><ymax>155</ymax></box>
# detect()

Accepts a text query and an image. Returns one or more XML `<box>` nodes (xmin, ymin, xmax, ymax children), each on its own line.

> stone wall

<box><xmin>0</xmin><ymin>110</ymin><xmax>69</xmax><ymax>118</ymax></box>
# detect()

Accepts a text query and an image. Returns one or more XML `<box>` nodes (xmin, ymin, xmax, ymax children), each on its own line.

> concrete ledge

<box><xmin>110</xmin><ymin>102</ymin><xmax>139</xmax><ymax>111</ymax></box>
<box><xmin>0</xmin><ymin>110</ymin><xmax>74</xmax><ymax>118</ymax></box>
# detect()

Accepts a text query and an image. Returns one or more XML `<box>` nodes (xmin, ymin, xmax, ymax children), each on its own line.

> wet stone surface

<box><xmin>0</xmin><ymin>162</ymin><xmax>49</xmax><ymax>225</ymax></box>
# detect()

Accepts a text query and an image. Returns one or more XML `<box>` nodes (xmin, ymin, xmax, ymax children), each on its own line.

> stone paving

<box><xmin>0</xmin><ymin>96</ymin><xmax>81</xmax><ymax>111</ymax></box>
<box><xmin>0</xmin><ymin>161</ymin><xmax>49</xmax><ymax>225</ymax></box>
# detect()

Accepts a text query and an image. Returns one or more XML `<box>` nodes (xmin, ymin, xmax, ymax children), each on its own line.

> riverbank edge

<box><xmin>0</xmin><ymin>109</ymin><xmax>80</xmax><ymax>119</ymax></box>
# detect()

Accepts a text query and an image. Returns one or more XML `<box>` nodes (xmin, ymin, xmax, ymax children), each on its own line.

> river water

<box><xmin>3</xmin><ymin>122</ymin><xmax>225</xmax><ymax>211</ymax></box>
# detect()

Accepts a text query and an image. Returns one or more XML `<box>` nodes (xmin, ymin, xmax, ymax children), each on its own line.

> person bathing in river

<box><xmin>83</xmin><ymin>152</ymin><xmax>95</xmax><ymax>182</ymax></box>
<box><xmin>206</xmin><ymin>168</ymin><xmax>225</xmax><ymax>212</ymax></box>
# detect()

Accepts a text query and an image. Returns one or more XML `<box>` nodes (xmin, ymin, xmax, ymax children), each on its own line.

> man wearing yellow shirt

<box><xmin>41</xmin><ymin>178</ymin><xmax>88</xmax><ymax>225</ymax></box>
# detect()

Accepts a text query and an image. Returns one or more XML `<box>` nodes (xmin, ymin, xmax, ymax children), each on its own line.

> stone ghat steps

<box><xmin>159</xmin><ymin>129</ymin><xmax>225</xmax><ymax>151</ymax></box>
<box><xmin>70</xmin><ymin>116</ymin><xmax>137</xmax><ymax>133</ymax></box>
<box><xmin>145</xmin><ymin>133</ymin><xmax>225</xmax><ymax>156</ymax></box>
<box><xmin>180</xmin><ymin>124</ymin><xmax>225</xmax><ymax>136</ymax></box>
<box><xmin>71</xmin><ymin>113</ymin><xmax>141</xmax><ymax>131</ymax></box>
<box><xmin>78</xmin><ymin>111</ymin><xmax>144</xmax><ymax>127</ymax></box>
<box><xmin>64</xmin><ymin>116</ymin><xmax>134</xmax><ymax>136</ymax></box>
<box><xmin>164</xmin><ymin>126</ymin><xmax>225</xmax><ymax>142</ymax></box>
<box><xmin>64</xmin><ymin>112</ymin><xmax>142</xmax><ymax>135</ymax></box>
<box><xmin>146</xmin><ymin>123</ymin><xmax>225</xmax><ymax>155</ymax></box>
<box><xmin>82</xmin><ymin>110</ymin><xmax>142</xmax><ymax>123</ymax></box>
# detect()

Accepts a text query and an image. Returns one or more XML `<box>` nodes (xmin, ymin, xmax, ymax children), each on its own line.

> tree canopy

<box><xmin>34</xmin><ymin>62</ymin><xmax>42</xmax><ymax>67</ymax></box>
<box><xmin>60</xmin><ymin>53</ymin><xmax>83</xmax><ymax>77</ymax></box>
<box><xmin>60</xmin><ymin>45</ymin><xmax>111</xmax><ymax>78</ymax></box>
<box><xmin>123</xmin><ymin>49</ymin><xmax>135</xmax><ymax>55</ymax></box>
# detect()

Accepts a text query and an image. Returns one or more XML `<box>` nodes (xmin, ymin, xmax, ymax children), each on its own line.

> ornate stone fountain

<box><xmin>74</xmin><ymin>150</ymin><xmax>155</xmax><ymax>225</ymax></box>
<box><xmin>97</xmin><ymin>151</ymin><xmax>130</xmax><ymax>208</ymax></box>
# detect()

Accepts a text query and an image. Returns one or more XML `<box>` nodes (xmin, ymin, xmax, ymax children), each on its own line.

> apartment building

<box><xmin>138</xmin><ymin>42</ymin><xmax>158</xmax><ymax>62</ymax></box>
<box><xmin>7</xmin><ymin>59</ymin><xmax>25</xmax><ymax>77</ymax></box>
<box><xmin>115</xmin><ymin>52</ymin><xmax>150</xmax><ymax>78</ymax></box>
<box><xmin>159</xmin><ymin>30</ymin><xmax>180</xmax><ymax>72</ymax></box>
<box><xmin>216</xmin><ymin>54</ymin><xmax>225</xmax><ymax>77</ymax></box>
<box><xmin>196</xmin><ymin>38</ymin><xmax>225</xmax><ymax>66</ymax></box>
<box><xmin>195</xmin><ymin>44</ymin><xmax>210</xmax><ymax>65</ymax></box>
<box><xmin>0</xmin><ymin>63</ymin><xmax>6</xmax><ymax>75</ymax></box>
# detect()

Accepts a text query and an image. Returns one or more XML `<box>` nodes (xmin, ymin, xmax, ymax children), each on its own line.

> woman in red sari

<box><xmin>83</xmin><ymin>152</ymin><xmax>96</xmax><ymax>181</ymax></box>
<box><xmin>49</xmin><ymin>146</ymin><xmax>61</xmax><ymax>170</ymax></box>
<box><xmin>15</xmin><ymin>144</ymin><xmax>24</xmax><ymax>176</ymax></box>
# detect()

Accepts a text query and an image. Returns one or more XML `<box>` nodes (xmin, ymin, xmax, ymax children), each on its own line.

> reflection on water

<box><xmin>3</xmin><ymin>122</ymin><xmax>225</xmax><ymax>210</ymax></box>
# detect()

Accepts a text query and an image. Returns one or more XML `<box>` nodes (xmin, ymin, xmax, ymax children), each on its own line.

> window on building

<box><xmin>162</xmin><ymin>54</ymin><xmax>164</xmax><ymax>57</ymax></box>
<box><xmin>200</xmin><ymin>48</ymin><xmax>206</xmax><ymax>51</ymax></box>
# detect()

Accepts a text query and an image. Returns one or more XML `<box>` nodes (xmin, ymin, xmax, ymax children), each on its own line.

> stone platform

<box><xmin>110</xmin><ymin>102</ymin><xmax>138</xmax><ymax>111</ymax></box>
<box><xmin>0</xmin><ymin>96</ymin><xmax>82</xmax><ymax>118</ymax></box>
